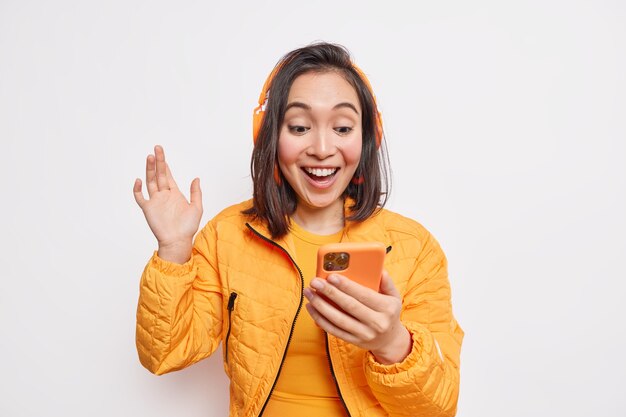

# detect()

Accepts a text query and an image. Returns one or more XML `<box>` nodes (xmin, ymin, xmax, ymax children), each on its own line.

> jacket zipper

<box><xmin>224</xmin><ymin>292</ymin><xmax>238</xmax><ymax>363</ymax></box>
<box><xmin>325</xmin><ymin>334</ymin><xmax>352</xmax><ymax>417</ymax></box>
<box><xmin>245</xmin><ymin>224</ymin><xmax>305</xmax><ymax>417</ymax></box>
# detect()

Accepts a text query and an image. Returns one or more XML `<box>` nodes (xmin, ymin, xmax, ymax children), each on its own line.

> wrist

<box><xmin>157</xmin><ymin>241</ymin><xmax>193</xmax><ymax>264</ymax></box>
<box><xmin>371</xmin><ymin>325</ymin><xmax>412</xmax><ymax>365</ymax></box>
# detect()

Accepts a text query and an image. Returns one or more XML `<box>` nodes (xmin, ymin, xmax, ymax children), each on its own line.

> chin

<box><xmin>301</xmin><ymin>193</ymin><xmax>344</xmax><ymax>210</ymax></box>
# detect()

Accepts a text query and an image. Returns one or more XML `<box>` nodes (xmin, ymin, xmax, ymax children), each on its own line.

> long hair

<box><xmin>243</xmin><ymin>42</ymin><xmax>391</xmax><ymax>238</ymax></box>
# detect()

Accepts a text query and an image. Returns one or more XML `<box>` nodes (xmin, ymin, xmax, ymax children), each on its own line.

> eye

<box><xmin>288</xmin><ymin>125</ymin><xmax>309</xmax><ymax>135</ymax></box>
<box><xmin>334</xmin><ymin>126</ymin><xmax>353</xmax><ymax>135</ymax></box>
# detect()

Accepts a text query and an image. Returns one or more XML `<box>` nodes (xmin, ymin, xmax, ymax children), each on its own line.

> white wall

<box><xmin>1</xmin><ymin>1</ymin><xmax>624</xmax><ymax>416</ymax></box>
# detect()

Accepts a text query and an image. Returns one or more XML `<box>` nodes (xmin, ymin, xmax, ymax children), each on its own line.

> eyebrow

<box><xmin>285</xmin><ymin>101</ymin><xmax>360</xmax><ymax>115</ymax></box>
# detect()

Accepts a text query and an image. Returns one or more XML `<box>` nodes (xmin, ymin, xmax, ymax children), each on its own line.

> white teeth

<box><xmin>304</xmin><ymin>167</ymin><xmax>337</xmax><ymax>177</ymax></box>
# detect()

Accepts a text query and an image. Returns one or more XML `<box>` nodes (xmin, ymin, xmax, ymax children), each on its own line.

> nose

<box><xmin>306</xmin><ymin>128</ymin><xmax>336</xmax><ymax>159</ymax></box>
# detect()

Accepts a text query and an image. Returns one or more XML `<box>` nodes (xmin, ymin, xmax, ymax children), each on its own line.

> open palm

<box><xmin>133</xmin><ymin>145</ymin><xmax>203</xmax><ymax>249</ymax></box>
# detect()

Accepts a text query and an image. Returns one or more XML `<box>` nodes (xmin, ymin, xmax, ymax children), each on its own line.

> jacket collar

<box><xmin>245</xmin><ymin>198</ymin><xmax>390</xmax><ymax>258</ymax></box>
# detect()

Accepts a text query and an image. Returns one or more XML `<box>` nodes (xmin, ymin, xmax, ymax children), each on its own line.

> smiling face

<box><xmin>277</xmin><ymin>71</ymin><xmax>363</xmax><ymax>217</ymax></box>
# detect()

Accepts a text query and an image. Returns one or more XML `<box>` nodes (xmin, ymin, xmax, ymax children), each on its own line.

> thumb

<box><xmin>190</xmin><ymin>177</ymin><xmax>203</xmax><ymax>211</ymax></box>
<box><xmin>379</xmin><ymin>270</ymin><xmax>400</xmax><ymax>298</ymax></box>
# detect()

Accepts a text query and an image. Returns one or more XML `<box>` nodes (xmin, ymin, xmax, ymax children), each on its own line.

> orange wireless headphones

<box><xmin>252</xmin><ymin>63</ymin><xmax>384</xmax><ymax>148</ymax></box>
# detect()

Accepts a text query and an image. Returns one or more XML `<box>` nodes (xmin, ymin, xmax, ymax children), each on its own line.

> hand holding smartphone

<box><xmin>316</xmin><ymin>242</ymin><xmax>386</xmax><ymax>291</ymax></box>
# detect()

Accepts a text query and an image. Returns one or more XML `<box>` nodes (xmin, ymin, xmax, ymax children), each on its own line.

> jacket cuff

<box><xmin>150</xmin><ymin>250</ymin><xmax>195</xmax><ymax>276</ymax></box>
<box><xmin>365</xmin><ymin>321</ymin><xmax>440</xmax><ymax>376</ymax></box>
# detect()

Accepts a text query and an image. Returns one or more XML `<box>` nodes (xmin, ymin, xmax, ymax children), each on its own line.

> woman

<box><xmin>133</xmin><ymin>42</ymin><xmax>464</xmax><ymax>417</ymax></box>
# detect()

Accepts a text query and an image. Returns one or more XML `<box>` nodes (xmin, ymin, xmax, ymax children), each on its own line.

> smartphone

<box><xmin>316</xmin><ymin>242</ymin><xmax>386</xmax><ymax>291</ymax></box>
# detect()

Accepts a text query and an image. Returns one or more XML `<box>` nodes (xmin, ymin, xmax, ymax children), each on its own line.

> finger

<box><xmin>305</xmin><ymin>303</ymin><xmax>362</xmax><ymax>346</ymax></box>
<box><xmin>190</xmin><ymin>177</ymin><xmax>203</xmax><ymax>211</ymax></box>
<box><xmin>311</xmin><ymin>277</ymin><xmax>373</xmax><ymax>320</ymax></box>
<box><xmin>133</xmin><ymin>178</ymin><xmax>146</xmax><ymax>208</ymax></box>
<box><xmin>154</xmin><ymin>145</ymin><xmax>170</xmax><ymax>191</ymax></box>
<box><xmin>305</xmin><ymin>284</ymin><xmax>372</xmax><ymax>336</ymax></box>
<box><xmin>145</xmin><ymin>154</ymin><xmax>158</xmax><ymax>197</ymax></box>
<box><xmin>164</xmin><ymin>162</ymin><xmax>180</xmax><ymax>191</ymax></box>
<box><xmin>325</xmin><ymin>274</ymin><xmax>389</xmax><ymax>313</ymax></box>
<box><xmin>379</xmin><ymin>270</ymin><xmax>401</xmax><ymax>298</ymax></box>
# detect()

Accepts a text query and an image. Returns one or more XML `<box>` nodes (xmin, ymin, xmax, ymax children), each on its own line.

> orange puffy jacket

<box><xmin>136</xmin><ymin>200</ymin><xmax>464</xmax><ymax>417</ymax></box>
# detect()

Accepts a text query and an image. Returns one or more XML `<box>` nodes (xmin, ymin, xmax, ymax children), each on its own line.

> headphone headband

<box><xmin>252</xmin><ymin>63</ymin><xmax>383</xmax><ymax>148</ymax></box>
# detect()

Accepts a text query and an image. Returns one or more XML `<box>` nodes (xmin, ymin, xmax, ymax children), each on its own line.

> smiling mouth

<box><xmin>302</xmin><ymin>167</ymin><xmax>338</xmax><ymax>181</ymax></box>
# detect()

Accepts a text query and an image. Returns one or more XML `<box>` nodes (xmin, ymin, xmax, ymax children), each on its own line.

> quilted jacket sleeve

<box><xmin>135</xmin><ymin>221</ymin><xmax>224</xmax><ymax>375</ymax></box>
<box><xmin>364</xmin><ymin>231</ymin><xmax>464</xmax><ymax>417</ymax></box>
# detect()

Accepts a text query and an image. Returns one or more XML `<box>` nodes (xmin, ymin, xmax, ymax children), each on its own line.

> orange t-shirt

<box><xmin>264</xmin><ymin>221</ymin><xmax>349</xmax><ymax>416</ymax></box>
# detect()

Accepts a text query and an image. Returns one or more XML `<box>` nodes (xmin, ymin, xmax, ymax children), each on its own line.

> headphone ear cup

<box><xmin>253</xmin><ymin>64</ymin><xmax>282</xmax><ymax>145</ymax></box>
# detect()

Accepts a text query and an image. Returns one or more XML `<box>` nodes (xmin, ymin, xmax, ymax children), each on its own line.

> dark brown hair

<box><xmin>243</xmin><ymin>42</ymin><xmax>391</xmax><ymax>238</ymax></box>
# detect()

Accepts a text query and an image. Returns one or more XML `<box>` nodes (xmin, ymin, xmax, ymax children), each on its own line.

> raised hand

<box><xmin>304</xmin><ymin>270</ymin><xmax>412</xmax><ymax>365</ymax></box>
<box><xmin>133</xmin><ymin>145</ymin><xmax>203</xmax><ymax>263</ymax></box>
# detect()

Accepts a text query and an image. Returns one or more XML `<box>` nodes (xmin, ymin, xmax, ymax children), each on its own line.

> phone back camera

<box><xmin>324</xmin><ymin>252</ymin><xmax>350</xmax><ymax>271</ymax></box>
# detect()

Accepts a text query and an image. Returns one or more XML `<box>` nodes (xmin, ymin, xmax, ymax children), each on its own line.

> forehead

<box><xmin>287</xmin><ymin>71</ymin><xmax>360</xmax><ymax>109</ymax></box>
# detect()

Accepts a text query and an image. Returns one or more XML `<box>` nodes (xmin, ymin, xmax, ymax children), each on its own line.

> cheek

<box><xmin>342</xmin><ymin>140</ymin><xmax>363</xmax><ymax>167</ymax></box>
<box><xmin>277</xmin><ymin>135</ymin><xmax>299</xmax><ymax>169</ymax></box>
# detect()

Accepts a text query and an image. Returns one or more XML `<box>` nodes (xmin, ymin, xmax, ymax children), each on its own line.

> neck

<box><xmin>292</xmin><ymin>199</ymin><xmax>345</xmax><ymax>235</ymax></box>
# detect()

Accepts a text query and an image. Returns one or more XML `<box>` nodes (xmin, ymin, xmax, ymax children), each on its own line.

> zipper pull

<box><xmin>227</xmin><ymin>292</ymin><xmax>238</xmax><ymax>310</ymax></box>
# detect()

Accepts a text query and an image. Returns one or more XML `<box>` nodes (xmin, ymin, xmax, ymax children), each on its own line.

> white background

<box><xmin>1</xmin><ymin>1</ymin><xmax>625</xmax><ymax>416</ymax></box>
